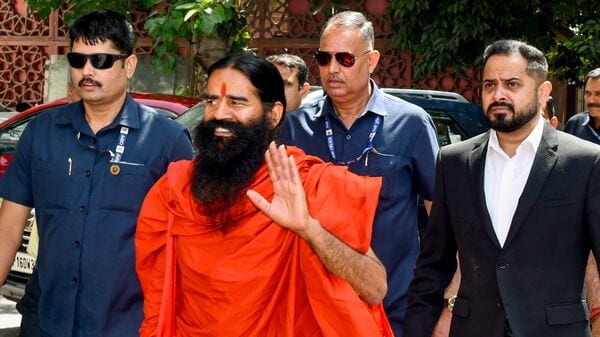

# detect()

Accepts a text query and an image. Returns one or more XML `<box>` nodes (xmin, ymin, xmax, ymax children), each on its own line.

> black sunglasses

<box><xmin>314</xmin><ymin>50</ymin><xmax>371</xmax><ymax>67</ymax></box>
<box><xmin>67</xmin><ymin>52</ymin><xmax>128</xmax><ymax>70</ymax></box>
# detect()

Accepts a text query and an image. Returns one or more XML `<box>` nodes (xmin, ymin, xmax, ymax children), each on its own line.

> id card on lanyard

<box><xmin>325</xmin><ymin>114</ymin><xmax>381</xmax><ymax>166</ymax></box>
<box><xmin>109</xmin><ymin>126</ymin><xmax>129</xmax><ymax>175</ymax></box>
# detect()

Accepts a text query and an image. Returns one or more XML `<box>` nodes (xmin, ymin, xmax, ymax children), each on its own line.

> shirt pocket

<box><xmin>348</xmin><ymin>152</ymin><xmax>408</xmax><ymax>203</ymax></box>
<box><xmin>33</xmin><ymin>159</ymin><xmax>70</xmax><ymax>209</ymax></box>
<box><xmin>100</xmin><ymin>163</ymin><xmax>152</xmax><ymax>212</ymax></box>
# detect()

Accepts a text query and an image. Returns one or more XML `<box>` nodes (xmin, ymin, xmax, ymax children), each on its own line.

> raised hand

<box><xmin>246</xmin><ymin>142</ymin><xmax>314</xmax><ymax>237</ymax></box>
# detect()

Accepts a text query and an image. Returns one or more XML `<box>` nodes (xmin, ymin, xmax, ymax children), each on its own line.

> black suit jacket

<box><xmin>404</xmin><ymin>123</ymin><xmax>600</xmax><ymax>337</ymax></box>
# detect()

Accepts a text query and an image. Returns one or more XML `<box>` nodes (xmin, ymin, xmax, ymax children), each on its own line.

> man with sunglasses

<box><xmin>279</xmin><ymin>11</ymin><xmax>439</xmax><ymax>337</ymax></box>
<box><xmin>0</xmin><ymin>10</ymin><xmax>193</xmax><ymax>337</ymax></box>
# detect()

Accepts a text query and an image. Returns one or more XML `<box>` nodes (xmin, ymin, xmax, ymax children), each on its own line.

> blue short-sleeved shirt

<box><xmin>279</xmin><ymin>81</ymin><xmax>439</xmax><ymax>336</ymax></box>
<box><xmin>0</xmin><ymin>95</ymin><xmax>194</xmax><ymax>337</ymax></box>
<box><xmin>564</xmin><ymin>112</ymin><xmax>600</xmax><ymax>145</ymax></box>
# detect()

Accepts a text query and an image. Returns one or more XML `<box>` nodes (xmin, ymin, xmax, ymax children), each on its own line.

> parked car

<box><xmin>178</xmin><ymin>87</ymin><xmax>489</xmax><ymax>149</ymax></box>
<box><xmin>0</xmin><ymin>93</ymin><xmax>199</xmax><ymax>178</ymax></box>
<box><xmin>303</xmin><ymin>87</ymin><xmax>489</xmax><ymax>146</ymax></box>
<box><xmin>0</xmin><ymin>92</ymin><xmax>200</xmax><ymax>301</ymax></box>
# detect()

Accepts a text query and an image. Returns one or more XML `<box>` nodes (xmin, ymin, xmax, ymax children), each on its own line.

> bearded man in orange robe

<box><xmin>135</xmin><ymin>53</ymin><xmax>393</xmax><ymax>337</ymax></box>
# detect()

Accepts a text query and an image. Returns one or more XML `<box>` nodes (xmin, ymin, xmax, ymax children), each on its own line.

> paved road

<box><xmin>0</xmin><ymin>296</ymin><xmax>19</xmax><ymax>337</ymax></box>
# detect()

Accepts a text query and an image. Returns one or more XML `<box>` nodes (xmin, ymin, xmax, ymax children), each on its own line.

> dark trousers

<box><xmin>504</xmin><ymin>318</ymin><xmax>514</xmax><ymax>337</ymax></box>
<box><xmin>16</xmin><ymin>269</ymin><xmax>41</xmax><ymax>337</ymax></box>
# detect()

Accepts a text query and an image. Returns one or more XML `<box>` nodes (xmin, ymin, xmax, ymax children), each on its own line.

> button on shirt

<box><xmin>0</xmin><ymin>95</ymin><xmax>194</xmax><ymax>337</ymax></box>
<box><xmin>484</xmin><ymin>116</ymin><xmax>544</xmax><ymax>247</ymax></box>
<box><xmin>279</xmin><ymin>81</ymin><xmax>439</xmax><ymax>336</ymax></box>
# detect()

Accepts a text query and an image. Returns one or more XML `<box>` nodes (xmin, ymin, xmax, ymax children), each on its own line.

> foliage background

<box><xmin>25</xmin><ymin>0</ymin><xmax>600</xmax><ymax>85</ymax></box>
<box><xmin>388</xmin><ymin>0</ymin><xmax>600</xmax><ymax>84</ymax></box>
<box><xmin>25</xmin><ymin>0</ymin><xmax>248</xmax><ymax>72</ymax></box>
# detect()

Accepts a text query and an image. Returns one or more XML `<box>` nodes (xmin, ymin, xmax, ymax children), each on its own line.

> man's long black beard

<box><xmin>191</xmin><ymin>117</ymin><xmax>275</xmax><ymax>232</ymax></box>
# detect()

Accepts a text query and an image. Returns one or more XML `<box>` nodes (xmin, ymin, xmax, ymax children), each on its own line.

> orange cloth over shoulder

<box><xmin>136</xmin><ymin>146</ymin><xmax>392</xmax><ymax>337</ymax></box>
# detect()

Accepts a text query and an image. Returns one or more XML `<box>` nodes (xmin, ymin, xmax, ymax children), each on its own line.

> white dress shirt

<box><xmin>484</xmin><ymin>116</ymin><xmax>545</xmax><ymax>247</ymax></box>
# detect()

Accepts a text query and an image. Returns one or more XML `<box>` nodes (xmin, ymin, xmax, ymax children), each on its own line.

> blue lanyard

<box><xmin>111</xmin><ymin>126</ymin><xmax>129</xmax><ymax>163</ymax></box>
<box><xmin>324</xmin><ymin>114</ymin><xmax>381</xmax><ymax>165</ymax></box>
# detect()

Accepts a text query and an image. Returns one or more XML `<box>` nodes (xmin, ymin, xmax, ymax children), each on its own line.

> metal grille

<box><xmin>247</xmin><ymin>0</ymin><xmax>482</xmax><ymax>103</ymax></box>
<box><xmin>0</xmin><ymin>0</ymin><xmax>168</xmax><ymax>110</ymax></box>
<box><xmin>0</xmin><ymin>0</ymin><xmax>482</xmax><ymax>107</ymax></box>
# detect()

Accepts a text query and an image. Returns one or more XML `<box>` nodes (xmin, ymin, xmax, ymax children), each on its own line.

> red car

<box><xmin>0</xmin><ymin>92</ymin><xmax>199</xmax><ymax>301</ymax></box>
<box><xmin>0</xmin><ymin>92</ymin><xmax>199</xmax><ymax>178</ymax></box>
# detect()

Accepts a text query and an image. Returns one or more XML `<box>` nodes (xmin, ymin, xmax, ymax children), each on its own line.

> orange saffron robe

<box><xmin>136</xmin><ymin>147</ymin><xmax>393</xmax><ymax>337</ymax></box>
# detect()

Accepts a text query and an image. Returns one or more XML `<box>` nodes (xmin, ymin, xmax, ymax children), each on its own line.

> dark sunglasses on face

<box><xmin>314</xmin><ymin>50</ymin><xmax>371</xmax><ymax>67</ymax></box>
<box><xmin>67</xmin><ymin>52</ymin><xmax>128</xmax><ymax>70</ymax></box>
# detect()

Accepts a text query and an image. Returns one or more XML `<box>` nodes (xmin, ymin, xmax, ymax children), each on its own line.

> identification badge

<box><xmin>110</xmin><ymin>164</ymin><xmax>120</xmax><ymax>175</ymax></box>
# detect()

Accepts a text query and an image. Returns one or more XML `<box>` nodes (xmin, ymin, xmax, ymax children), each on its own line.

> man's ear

<box><xmin>124</xmin><ymin>54</ymin><xmax>137</xmax><ymax>79</ymax></box>
<box><xmin>267</xmin><ymin>102</ymin><xmax>285</xmax><ymax>128</ymax></box>
<box><xmin>300</xmin><ymin>82</ymin><xmax>310</xmax><ymax>99</ymax></box>
<box><xmin>367</xmin><ymin>50</ymin><xmax>380</xmax><ymax>74</ymax></box>
<box><xmin>537</xmin><ymin>80</ymin><xmax>552</xmax><ymax>107</ymax></box>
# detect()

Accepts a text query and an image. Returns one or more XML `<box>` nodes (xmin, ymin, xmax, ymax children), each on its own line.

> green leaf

<box><xmin>183</xmin><ymin>8</ymin><xmax>201</xmax><ymax>21</ymax></box>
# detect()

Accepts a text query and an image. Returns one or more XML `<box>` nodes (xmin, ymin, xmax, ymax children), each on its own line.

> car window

<box><xmin>152</xmin><ymin>107</ymin><xmax>178</xmax><ymax>119</ymax></box>
<box><xmin>423</xmin><ymin>109</ymin><xmax>465</xmax><ymax>146</ymax></box>
<box><xmin>176</xmin><ymin>103</ymin><xmax>205</xmax><ymax>143</ymax></box>
<box><xmin>0</xmin><ymin>116</ymin><xmax>34</xmax><ymax>151</ymax></box>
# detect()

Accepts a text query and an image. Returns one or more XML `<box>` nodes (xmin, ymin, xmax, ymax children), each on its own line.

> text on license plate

<box><xmin>11</xmin><ymin>251</ymin><xmax>35</xmax><ymax>274</ymax></box>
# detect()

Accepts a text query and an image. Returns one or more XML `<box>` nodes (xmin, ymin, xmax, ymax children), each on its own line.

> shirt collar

<box><xmin>316</xmin><ymin>79</ymin><xmax>388</xmax><ymax>118</ymax></box>
<box><xmin>582</xmin><ymin>112</ymin><xmax>591</xmax><ymax>126</ymax></box>
<box><xmin>581</xmin><ymin>112</ymin><xmax>600</xmax><ymax>131</ymax></box>
<box><xmin>56</xmin><ymin>93</ymin><xmax>141</xmax><ymax>130</ymax></box>
<box><xmin>488</xmin><ymin>115</ymin><xmax>545</xmax><ymax>157</ymax></box>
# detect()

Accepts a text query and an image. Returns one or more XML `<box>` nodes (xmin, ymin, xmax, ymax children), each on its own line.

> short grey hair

<box><xmin>321</xmin><ymin>11</ymin><xmax>374</xmax><ymax>50</ymax></box>
<box><xmin>585</xmin><ymin>68</ymin><xmax>600</xmax><ymax>85</ymax></box>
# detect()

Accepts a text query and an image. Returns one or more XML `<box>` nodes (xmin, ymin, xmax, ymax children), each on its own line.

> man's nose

<box><xmin>82</xmin><ymin>58</ymin><xmax>95</xmax><ymax>76</ymax></box>
<box><xmin>491</xmin><ymin>85</ymin><xmax>508</xmax><ymax>102</ymax></box>
<box><xmin>327</xmin><ymin>55</ymin><xmax>341</xmax><ymax>73</ymax></box>
<box><xmin>213</xmin><ymin>100</ymin><xmax>233</xmax><ymax>121</ymax></box>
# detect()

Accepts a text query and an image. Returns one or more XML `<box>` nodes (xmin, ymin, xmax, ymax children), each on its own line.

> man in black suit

<box><xmin>403</xmin><ymin>39</ymin><xmax>600</xmax><ymax>337</ymax></box>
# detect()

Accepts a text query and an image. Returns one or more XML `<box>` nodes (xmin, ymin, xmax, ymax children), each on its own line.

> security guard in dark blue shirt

<box><xmin>0</xmin><ymin>11</ymin><xmax>193</xmax><ymax>337</ymax></box>
<box><xmin>565</xmin><ymin>68</ymin><xmax>600</xmax><ymax>145</ymax></box>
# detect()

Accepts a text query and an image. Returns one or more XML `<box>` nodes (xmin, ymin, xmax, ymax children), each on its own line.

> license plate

<box><xmin>11</xmin><ymin>251</ymin><xmax>36</xmax><ymax>274</ymax></box>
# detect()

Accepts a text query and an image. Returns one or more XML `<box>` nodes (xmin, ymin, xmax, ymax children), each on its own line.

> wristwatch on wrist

<box><xmin>446</xmin><ymin>295</ymin><xmax>457</xmax><ymax>312</ymax></box>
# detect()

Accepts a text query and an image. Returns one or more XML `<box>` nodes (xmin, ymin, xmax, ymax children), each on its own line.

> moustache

<box><xmin>587</xmin><ymin>103</ymin><xmax>600</xmax><ymax>108</ymax></box>
<box><xmin>202</xmin><ymin>119</ymin><xmax>246</xmax><ymax>137</ymax></box>
<box><xmin>487</xmin><ymin>101</ymin><xmax>515</xmax><ymax>114</ymax></box>
<box><xmin>78</xmin><ymin>77</ymin><xmax>102</xmax><ymax>88</ymax></box>
<box><xmin>325</xmin><ymin>75</ymin><xmax>344</xmax><ymax>83</ymax></box>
